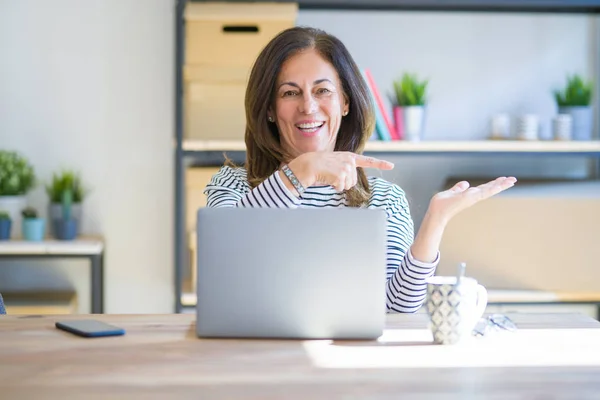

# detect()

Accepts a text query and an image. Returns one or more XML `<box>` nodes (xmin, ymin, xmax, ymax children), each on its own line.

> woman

<box><xmin>204</xmin><ymin>27</ymin><xmax>516</xmax><ymax>313</ymax></box>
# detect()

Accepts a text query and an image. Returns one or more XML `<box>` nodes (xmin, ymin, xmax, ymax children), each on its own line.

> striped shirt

<box><xmin>204</xmin><ymin>166</ymin><xmax>439</xmax><ymax>313</ymax></box>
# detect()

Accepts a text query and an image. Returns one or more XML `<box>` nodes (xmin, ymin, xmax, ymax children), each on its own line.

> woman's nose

<box><xmin>300</xmin><ymin>94</ymin><xmax>318</xmax><ymax>114</ymax></box>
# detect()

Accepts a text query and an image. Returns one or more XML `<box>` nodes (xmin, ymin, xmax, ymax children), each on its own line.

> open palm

<box><xmin>429</xmin><ymin>177</ymin><xmax>517</xmax><ymax>224</ymax></box>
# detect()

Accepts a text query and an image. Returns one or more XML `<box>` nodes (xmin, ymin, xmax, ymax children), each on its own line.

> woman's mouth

<box><xmin>296</xmin><ymin>121</ymin><xmax>325</xmax><ymax>137</ymax></box>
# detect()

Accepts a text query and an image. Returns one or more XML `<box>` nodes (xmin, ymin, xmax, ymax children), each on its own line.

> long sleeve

<box><xmin>382</xmin><ymin>184</ymin><xmax>439</xmax><ymax>313</ymax></box>
<box><xmin>204</xmin><ymin>166</ymin><xmax>301</xmax><ymax>208</ymax></box>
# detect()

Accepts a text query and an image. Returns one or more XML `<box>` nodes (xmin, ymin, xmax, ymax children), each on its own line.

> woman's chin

<box><xmin>297</xmin><ymin>144</ymin><xmax>330</xmax><ymax>154</ymax></box>
<box><xmin>296</xmin><ymin>136</ymin><xmax>335</xmax><ymax>152</ymax></box>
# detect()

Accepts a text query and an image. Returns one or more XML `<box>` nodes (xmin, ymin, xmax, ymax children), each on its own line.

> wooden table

<box><xmin>2</xmin><ymin>313</ymin><xmax>600</xmax><ymax>399</ymax></box>
<box><xmin>0</xmin><ymin>238</ymin><xmax>104</xmax><ymax>313</ymax></box>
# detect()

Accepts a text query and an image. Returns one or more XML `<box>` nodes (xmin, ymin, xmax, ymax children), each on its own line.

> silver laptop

<box><xmin>195</xmin><ymin>207</ymin><xmax>388</xmax><ymax>340</ymax></box>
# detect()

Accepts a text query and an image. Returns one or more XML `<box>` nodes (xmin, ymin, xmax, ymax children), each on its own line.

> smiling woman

<box><xmin>273</xmin><ymin>52</ymin><xmax>348</xmax><ymax>155</ymax></box>
<box><xmin>204</xmin><ymin>26</ymin><xmax>516</xmax><ymax>313</ymax></box>
<box><xmin>243</xmin><ymin>26</ymin><xmax>377</xmax><ymax>207</ymax></box>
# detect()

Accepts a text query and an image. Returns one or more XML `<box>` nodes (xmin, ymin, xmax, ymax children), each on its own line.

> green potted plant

<box><xmin>0</xmin><ymin>150</ymin><xmax>36</xmax><ymax>238</ymax></box>
<box><xmin>0</xmin><ymin>211</ymin><xmax>11</xmax><ymax>241</ymax></box>
<box><xmin>553</xmin><ymin>74</ymin><xmax>594</xmax><ymax>141</ymax></box>
<box><xmin>46</xmin><ymin>169</ymin><xmax>86</xmax><ymax>237</ymax></box>
<box><xmin>53</xmin><ymin>189</ymin><xmax>78</xmax><ymax>240</ymax></box>
<box><xmin>21</xmin><ymin>207</ymin><xmax>45</xmax><ymax>242</ymax></box>
<box><xmin>392</xmin><ymin>73</ymin><xmax>429</xmax><ymax>141</ymax></box>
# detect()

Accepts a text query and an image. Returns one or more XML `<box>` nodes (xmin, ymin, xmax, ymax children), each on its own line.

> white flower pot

<box><xmin>402</xmin><ymin>106</ymin><xmax>426</xmax><ymax>141</ymax></box>
<box><xmin>558</xmin><ymin>106</ymin><xmax>593</xmax><ymax>141</ymax></box>
<box><xmin>0</xmin><ymin>196</ymin><xmax>27</xmax><ymax>239</ymax></box>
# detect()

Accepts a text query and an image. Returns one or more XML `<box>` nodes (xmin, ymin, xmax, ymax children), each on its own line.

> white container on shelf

<box><xmin>552</xmin><ymin>114</ymin><xmax>573</xmax><ymax>141</ymax></box>
<box><xmin>402</xmin><ymin>106</ymin><xmax>426</xmax><ymax>141</ymax></box>
<box><xmin>516</xmin><ymin>114</ymin><xmax>539</xmax><ymax>140</ymax></box>
<box><xmin>490</xmin><ymin>113</ymin><xmax>511</xmax><ymax>140</ymax></box>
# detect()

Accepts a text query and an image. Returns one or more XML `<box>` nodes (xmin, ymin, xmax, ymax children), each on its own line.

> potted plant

<box><xmin>0</xmin><ymin>150</ymin><xmax>35</xmax><ymax>238</ymax></box>
<box><xmin>0</xmin><ymin>211</ymin><xmax>11</xmax><ymax>241</ymax></box>
<box><xmin>553</xmin><ymin>74</ymin><xmax>594</xmax><ymax>141</ymax></box>
<box><xmin>53</xmin><ymin>189</ymin><xmax>78</xmax><ymax>240</ymax></box>
<box><xmin>46</xmin><ymin>170</ymin><xmax>86</xmax><ymax>237</ymax></box>
<box><xmin>21</xmin><ymin>207</ymin><xmax>45</xmax><ymax>242</ymax></box>
<box><xmin>393</xmin><ymin>73</ymin><xmax>429</xmax><ymax>141</ymax></box>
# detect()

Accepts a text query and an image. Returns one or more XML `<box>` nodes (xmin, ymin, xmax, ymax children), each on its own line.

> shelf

<box><xmin>184</xmin><ymin>140</ymin><xmax>246</xmax><ymax>152</ymax></box>
<box><xmin>189</xmin><ymin>0</ymin><xmax>600</xmax><ymax>13</ymax></box>
<box><xmin>0</xmin><ymin>237</ymin><xmax>104</xmax><ymax>256</ymax></box>
<box><xmin>181</xmin><ymin>292</ymin><xmax>197</xmax><ymax>307</ymax></box>
<box><xmin>175</xmin><ymin>0</ymin><xmax>600</xmax><ymax>313</ymax></box>
<box><xmin>181</xmin><ymin>290</ymin><xmax>600</xmax><ymax>309</ymax></box>
<box><xmin>182</xmin><ymin>139</ymin><xmax>600</xmax><ymax>154</ymax></box>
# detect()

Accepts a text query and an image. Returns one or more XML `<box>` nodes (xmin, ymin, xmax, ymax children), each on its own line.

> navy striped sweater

<box><xmin>204</xmin><ymin>166</ymin><xmax>439</xmax><ymax>313</ymax></box>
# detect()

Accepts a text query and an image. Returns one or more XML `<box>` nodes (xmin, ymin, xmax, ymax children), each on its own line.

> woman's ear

<box><xmin>342</xmin><ymin>95</ymin><xmax>349</xmax><ymax>116</ymax></box>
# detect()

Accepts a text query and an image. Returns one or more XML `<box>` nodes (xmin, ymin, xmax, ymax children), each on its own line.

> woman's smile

<box><xmin>296</xmin><ymin>120</ymin><xmax>326</xmax><ymax>137</ymax></box>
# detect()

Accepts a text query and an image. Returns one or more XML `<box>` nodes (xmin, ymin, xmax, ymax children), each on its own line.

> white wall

<box><xmin>0</xmin><ymin>0</ymin><xmax>174</xmax><ymax>313</ymax></box>
<box><xmin>0</xmin><ymin>3</ymin><xmax>596</xmax><ymax>312</ymax></box>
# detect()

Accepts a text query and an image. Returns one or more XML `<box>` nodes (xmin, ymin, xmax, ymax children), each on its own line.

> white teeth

<box><xmin>297</xmin><ymin>122</ymin><xmax>323</xmax><ymax>129</ymax></box>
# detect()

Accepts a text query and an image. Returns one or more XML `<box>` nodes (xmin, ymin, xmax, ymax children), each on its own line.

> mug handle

<box><xmin>474</xmin><ymin>284</ymin><xmax>488</xmax><ymax>322</ymax></box>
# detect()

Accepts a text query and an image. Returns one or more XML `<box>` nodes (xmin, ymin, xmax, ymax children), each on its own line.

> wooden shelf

<box><xmin>183</xmin><ymin>139</ymin><xmax>600</xmax><ymax>154</ymax></box>
<box><xmin>181</xmin><ymin>292</ymin><xmax>197</xmax><ymax>307</ymax></box>
<box><xmin>182</xmin><ymin>290</ymin><xmax>600</xmax><ymax>308</ymax></box>
<box><xmin>0</xmin><ymin>237</ymin><xmax>104</xmax><ymax>256</ymax></box>
<box><xmin>190</xmin><ymin>0</ymin><xmax>600</xmax><ymax>13</ymax></box>
<box><xmin>184</xmin><ymin>140</ymin><xmax>246</xmax><ymax>152</ymax></box>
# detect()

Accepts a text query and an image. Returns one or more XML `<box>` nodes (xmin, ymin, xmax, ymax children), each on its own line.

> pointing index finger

<box><xmin>353</xmin><ymin>154</ymin><xmax>395</xmax><ymax>170</ymax></box>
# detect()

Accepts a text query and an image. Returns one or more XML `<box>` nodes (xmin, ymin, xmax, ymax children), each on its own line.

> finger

<box><xmin>344</xmin><ymin>160</ymin><xmax>358</xmax><ymax>190</ymax></box>
<box><xmin>450</xmin><ymin>181</ymin><xmax>470</xmax><ymax>193</ymax></box>
<box><xmin>476</xmin><ymin>177</ymin><xmax>517</xmax><ymax>199</ymax></box>
<box><xmin>480</xmin><ymin>176</ymin><xmax>517</xmax><ymax>191</ymax></box>
<box><xmin>335</xmin><ymin>174</ymin><xmax>346</xmax><ymax>192</ymax></box>
<box><xmin>345</xmin><ymin>172</ymin><xmax>353</xmax><ymax>191</ymax></box>
<box><xmin>353</xmin><ymin>154</ymin><xmax>394</xmax><ymax>170</ymax></box>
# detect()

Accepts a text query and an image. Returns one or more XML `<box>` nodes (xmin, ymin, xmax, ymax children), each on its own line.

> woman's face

<box><xmin>270</xmin><ymin>48</ymin><xmax>349</xmax><ymax>159</ymax></box>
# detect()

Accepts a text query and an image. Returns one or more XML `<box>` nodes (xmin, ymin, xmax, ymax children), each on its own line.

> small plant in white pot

<box><xmin>21</xmin><ymin>207</ymin><xmax>45</xmax><ymax>242</ymax></box>
<box><xmin>46</xmin><ymin>170</ymin><xmax>87</xmax><ymax>238</ymax></box>
<box><xmin>393</xmin><ymin>73</ymin><xmax>429</xmax><ymax>141</ymax></box>
<box><xmin>553</xmin><ymin>74</ymin><xmax>594</xmax><ymax>141</ymax></box>
<box><xmin>0</xmin><ymin>150</ymin><xmax>36</xmax><ymax>239</ymax></box>
<box><xmin>0</xmin><ymin>211</ymin><xmax>11</xmax><ymax>241</ymax></box>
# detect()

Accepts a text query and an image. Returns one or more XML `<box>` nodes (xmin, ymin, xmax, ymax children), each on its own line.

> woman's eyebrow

<box><xmin>277</xmin><ymin>78</ymin><xmax>334</xmax><ymax>90</ymax></box>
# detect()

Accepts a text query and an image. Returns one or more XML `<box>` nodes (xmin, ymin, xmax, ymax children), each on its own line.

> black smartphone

<box><xmin>55</xmin><ymin>320</ymin><xmax>125</xmax><ymax>338</ymax></box>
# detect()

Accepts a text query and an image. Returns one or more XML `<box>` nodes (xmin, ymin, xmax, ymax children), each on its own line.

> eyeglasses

<box><xmin>473</xmin><ymin>314</ymin><xmax>517</xmax><ymax>337</ymax></box>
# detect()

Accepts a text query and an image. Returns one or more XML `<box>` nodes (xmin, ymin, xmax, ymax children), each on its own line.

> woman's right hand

<box><xmin>285</xmin><ymin>151</ymin><xmax>394</xmax><ymax>193</ymax></box>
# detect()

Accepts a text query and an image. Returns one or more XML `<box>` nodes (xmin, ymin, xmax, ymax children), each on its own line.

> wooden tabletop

<box><xmin>2</xmin><ymin>313</ymin><xmax>600</xmax><ymax>399</ymax></box>
<box><xmin>0</xmin><ymin>237</ymin><xmax>104</xmax><ymax>255</ymax></box>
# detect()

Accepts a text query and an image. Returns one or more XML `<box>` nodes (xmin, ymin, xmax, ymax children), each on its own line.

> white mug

<box><xmin>553</xmin><ymin>114</ymin><xmax>572</xmax><ymax>141</ymax></box>
<box><xmin>490</xmin><ymin>114</ymin><xmax>510</xmax><ymax>139</ymax></box>
<box><xmin>515</xmin><ymin>114</ymin><xmax>539</xmax><ymax>140</ymax></box>
<box><xmin>425</xmin><ymin>276</ymin><xmax>488</xmax><ymax>345</ymax></box>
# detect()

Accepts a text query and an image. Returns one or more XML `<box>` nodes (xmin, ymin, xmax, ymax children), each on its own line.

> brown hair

<box><xmin>244</xmin><ymin>26</ymin><xmax>375</xmax><ymax>207</ymax></box>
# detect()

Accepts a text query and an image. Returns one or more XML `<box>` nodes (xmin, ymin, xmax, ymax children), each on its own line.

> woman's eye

<box><xmin>283</xmin><ymin>91</ymin><xmax>298</xmax><ymax>97</ymax></box>
<box><xmin>317</xmin><ymin>88</ymin><xmax>331</xmax><ymax>94</ymax></box>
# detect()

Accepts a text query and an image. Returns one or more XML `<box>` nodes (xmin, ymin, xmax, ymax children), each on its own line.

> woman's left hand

<box><xmin>427</xmin><ymin>177</ymin><xmax>517</xmax><ymax>226</ymax></box>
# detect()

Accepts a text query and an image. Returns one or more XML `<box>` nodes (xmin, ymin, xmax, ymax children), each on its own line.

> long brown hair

<box><xmin>244</xmin><ymin>26</ymin><xmax>375</xmax><ymax>207</ymax></box>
